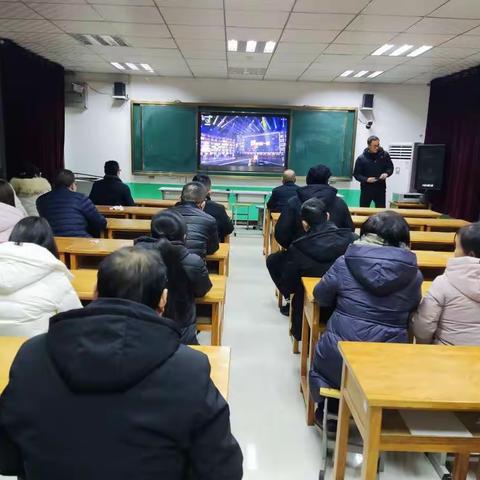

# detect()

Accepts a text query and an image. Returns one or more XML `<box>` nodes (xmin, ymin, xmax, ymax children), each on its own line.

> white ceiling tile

<box><xmin>275</xmin><ymin>42</ymin><xmax>327</xmax><ymax>54</ymax></box>
<box><xmin>266</xmin><ymin>60</ymin><xmax>310</xmax><ymax>71</ymax></box>
<box><xmin>227</xmin><ymin>27</ymin><xmax>283</xmax><ymax>42</ymax></box>
<box><xmin>387</xmin><ymin>64</ymin><xmax>431</xmax><ymax>74</ymax></box>
<box><xmin>314</xmin><ymin>53</ymin><xmax>365</xmax><ymax>65</ymax></box>
<box><xmin>29</xmin><ymin>3</ymin><xmax>103</xmax><ymax>20</ymax></box>
<box><xmin>405</xmin><ymin>55</ymin><xmax>458</xmax><ymax>67</ymax></box>
<box><xmin>294</xmin><ymin>0</ymin><xmax>369</xmax><ymax>14</ymax></box>
<box><xmin>156</xmin><ymin>0</ymin><xmax>222</xmax><ymax>7</ymax></box>
<box><xmin>24</xmin><ymin>0</ymin><xmax>87</xmax><ymax>4</ymax></box>
<box><xmin>54</xmin><ymin>20</ymin><xmax>117</xmax><ymax>34</ymax></box>
<box><xmin>192</xmin><ymin>68</ymin><xmax>227</xmax><ymax>78</ymax></box>
<box><xmin>228</xmin><ymin>51</ymin><xmax>271</xmax><ymax>67</ymax></box>
<box><xmin>112</xmin><ymin>22</ymin><xmax>170</xmax><ymax>36</ymax></box>
<box><xmin>334</xmin><ymin>30</ymin><xmax>395</xmax><ymax>44</ymax></box>
<box><xmin>182</xmin><ymin>49</ymin><xmax>225</xmax><ymax>59</ymax></box>
<box><xmin>225</xmin><ymin>0</ymin><xmax>294</xmax><ymax>10</ymax></box>
<box><xmin>271</xmin><ymin>51</ymin><xmax>319</xmax><ymax>62</ymax></box>
<box><xmin>187</xmin><ymin>58</ymin><xmax>225</xmax><ymax>68</ymax></box>
<box><xmin>160</xmin><ymin>7</ymin><xmax>223</xmax><ymax>26</ymax></box>
<box><xmin>264</xmin><ymin>72</ymin><xmax>300</xmax><ymax>80</ymax></box>
<box><xmin>346</xmin><ymin>14</ymin><xmax>420</xmax><ymax>32</ymax></box>
<box><xmin>176</xmin><ymin>38</ymin><xmax>224</xmax><ymax>51</ymax></box>
<box><xmin>287</xmin><ymin>12</ymin><xmax>354</xmax><ymax>30</ymax></box>
<box><xmin>155</xmin><ymin>65</ymin><xmax>192</xmax><ymax>76</ymax></box>
<box><xmin>323</xmin><ymin>43</ymin><xmax>374</xmax><ymax>54</ymax></box>
<box><xmin>123</xmin><ymin>36</ymin><xmax>175</xmax><ymax>47</ymax></box>
<box><xmin>404</xmin><ymin>75</ymin><xmax>433</xmax><ymax>84</ymax></box>
<box><xmin>169</xmin><ymin>25</ymin><xmax>224</xmax><ymax>39</ymax></box>
<box><xmin>299</xmin><ymin>71</ymin><xmax>337</xmax><ymax>81</ymax></box>
<box><xmin>424</xmin><ymin>45</ymin><xmax>480</xmax><ymax>58</ymax></box>
<box><xmin>431</xmin><ymin>0</ymin><xmax>480</xmax><ymax>19</ymax></box>
<box><xmin>92</xmin><ymin>5</ymin><xmax>164</xmax><ymax>23</ymax></box>
<box><xmin>0</xmin><ymin>3</ymin><xmax>41</xmax><ymax>18</ymax></box>
<box><xmin>407</xmin><ymin>17</ymin><xmax>479</xmax><ymax>34</ymax></box>
<box><xmin>465</xmin><ymin>25</ymin><xmax>480</xmax><ymax>35</ymax></box>
<box><xmin>441</xmin><ymin>35</ymin><xmax>480</xmax><ymax>48</ymax></box>
<box><xmin>363</xmin><ymin>0</ymin><xmax>446</xmax><ymax>16</ymax></box>
<box><xmin>389</xmin><ymin>32</ymin><xmax>455</xmax><ymax>46</ymax></box>
<box><xmin>281</xmin><ymin>29</ymin><xmax>339</xmax><ymax>43</ymax></box>
<box><xmin>226</xmin><ymin>10</ymin><xmax>289</xmax><ymax>28</ymax></box>
<box><xmin>89</xmin><ymin>0</ymin><xmax>154</xmax><ymax>5</ymax></box>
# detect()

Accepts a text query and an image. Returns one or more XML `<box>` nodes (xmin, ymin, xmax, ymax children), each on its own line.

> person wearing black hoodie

<box><xmin>0</xmin><ymin>247</ymin><xmax>243</xmax><ymax>480</ymax></box>
<box><xmin>267</xmin><ymin>198</ymin><xmax>356</xmax><ymax>336</ymax></box>
<box><xmin>135</xmin><ymin>210</ymin><xmax>212</xmax><ymax>344</ymax></box>
<box><xmin>274</xmin><ymin>164</ymin><xmax>353</xmax><ymax>249</ymax></box>
<box><xmin>89</xmin><ymin>160</ymin><xmax>135</xmax><ymax>206</ymax></box>
<box><xmin>353</xmin><ymin>136</ymin><xmax>394</xmax><ymax>208</ymax></box>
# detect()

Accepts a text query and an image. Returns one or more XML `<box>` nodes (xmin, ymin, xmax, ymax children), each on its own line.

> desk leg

<box><xmin>70</xmin><ymin>254</ymin><xmax>78</xmax><ymax>270</ymax></box>
<box><xmin>219</xmin><ymin>259</ymin><xmax>226</xmax><ymax>276</ymax></box>
<box><xmin>453</xmin><ymin>453</ymin><xmax>470</xmax><ymax>480</ymax></box>
<box><xmin>59</xmin><ymin>253</ymin><xmax>66</xmax><ymax>266</ymax></box>
<box><xmin>107</xmin><ymin>230</ymin><xmax>113</xmax><ymax>239</ymax></box>
<box><xmin>100</xmin><ymin>230</ymin><xmax>106</xmax><ymax>239</ymax></box>
<box><xmin>300</xmin><ymin>309</ymin><xmax>314</xmax><ymax>425</ymax></box>
<box><xmin>361</xmin><ymin>407</ymin><xmax>382</xmax><ymax>480</ymax></box>
<box><xmin>333</xmin><ymin>373</ymin><xmax>351</xmax><ymax>480</ymax></box>
<box><xmin>306</xmin><ymin>306</ymin><xmax>320</xmax><ymax>425</ymax></box>
<box><xmin>211</xmin><ymin>303</ymin><xmax>220</xmax><ymax>346</ymax></box>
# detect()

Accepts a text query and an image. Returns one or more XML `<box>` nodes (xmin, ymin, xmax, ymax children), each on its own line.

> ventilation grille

<box><xmin>388</xmin><ymin>143</ymin><xmax>414</xmax><ymax>162</ymax></box>
<box><xmin>71</xmin><ymin>34</ymin><xmax>128</xmax><ymax>47</ymax></box>
<box><xmin>228</xmin><ymin>67</ymin><xmax>266</xmax><ymax>76</ymax></box>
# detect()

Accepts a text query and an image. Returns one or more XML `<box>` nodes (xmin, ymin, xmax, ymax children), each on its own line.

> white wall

<box><xmin>65</xmin><ymin>74</ymin><xmax>430</xmax><ymax>192</ymax></box>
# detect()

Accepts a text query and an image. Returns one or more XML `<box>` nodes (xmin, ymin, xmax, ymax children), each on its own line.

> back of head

<box><xmin>457</xmin><ymin>222</ymin><xmax>480</xmax><ymax>258</ymax></box>
<box><xmin>97</xmin><ymin>247</ymin><xmax>167</xmax><ymax>310</ymax></box>
<box><xmin>9</xmin><ymin>217</ymin><xmax>58</xmax><ymax>257</ymax></box>
<box><xmin>55</xmin><ymin>169</ymin><xmax>75</xmax><ymax>189</ymax></box>
<box><xmin>18</xmin><ymin>163</ymin><xmax>41</xmax><ymax>179</ymax></box>
<box><xmin>181</xmin><ymin>181</ymin><xmax>207</xmax><ymax>204</ymax></box>
<box><xmin>151</xmin><ymin>210</ymin><xmax>187</xmax><ymax>242</ymax></box>
<box><xmin>104</xmin><ymin>160</ymin><xmax>120</xmax><ymax>176</ymax></box>
<box><xmin>0</xmin><ymin>179</ymin><xmax>15</xmax><ymax>207</ymax></box>
<box><xmin>360</xmin><ymin>211</ymin><xmax>410</xmax><ymax>247</ymax></box>
<box><xmin>282</xmin><ymin>169</ymin><xmax>296</xmax><ymax>184</ymax></box>
<box><xmin>192</xmin><ymin>173</ymin><xmax>212</xmax><ymax>191</ymax></box>
<box><xmin>301</xmin><ymin>197</ymin><xmax>328</xmax><ymax>228</ymax></box>
<box><xmin>306</xmin><ymin>164</ymin><xmax>331</xmax><ymax>185</ymax></box>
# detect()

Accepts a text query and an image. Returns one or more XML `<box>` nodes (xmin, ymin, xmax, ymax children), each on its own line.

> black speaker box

<box><xmin>113</xmin><ymin>82</ymin><xmax>127</xmax><ymax>98</ymax></box>
<box><xmin>413</xmin><ymin>144</ymin><xmax>446</xmax><ymax>191</ymax></box>
<box><xmin>362</xmin><ymin>93</ymin><xmax>374</xmax><ymax>109</ymax></box>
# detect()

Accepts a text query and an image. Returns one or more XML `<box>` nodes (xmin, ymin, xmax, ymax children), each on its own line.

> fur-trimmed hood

<box><xmin>10</xmin><ymin>177</ymin><xmax>51</xmax><ymax>196</ymax></box>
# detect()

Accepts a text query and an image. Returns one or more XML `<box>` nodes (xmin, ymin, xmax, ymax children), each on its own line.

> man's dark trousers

<box><xmin>359</xmin><ymin>184</ymin><xmax>386</xmax><ymax>208</ymax></box>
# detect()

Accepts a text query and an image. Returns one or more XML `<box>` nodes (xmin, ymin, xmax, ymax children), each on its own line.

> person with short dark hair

<box><xmin>0</xmin><ymin>247</ymin><xmax>243</xmax><ymax>479</ymax></box>
<box><xmin>192</xmin><ymin>174</ymin><xmax>234</xmax><ymax>242</ymax></box>
<box><xmin>274</xmin><ymin>164</ymin><xmax>354</xmax><ymax>249</ymax></box>
<box><xmin>37</xmin><ymin>169</ymin><xmax>107</xmax><ymax>237</ymax></box>
<box><xmin>413</xmin><ymin>222</ymin><xmax>480</xmax><ymax>345</ymax></box>
<box><xmin>171</xmin><ymin>182</ymin><xmax>219</xmax><ymax>258</ymax></box>
<box><xmin>353</xmin><ymin>136</ymin><xmax>394</xmax><ymax>208</ymax></box>
<box><xmin>135</xmin><ymin>210</ymin><xmax>212</xmax><ymax>344</ymax></box>
<box><xmin>266</xmin><ymin>169</ymin><xmax>299</xmax><ymax>213</ymax></box>
<box><xmin>266</xmin><ymin>197</ymin><xmax>356</xmax><ymax>335</ymax></box>
<box><xmin>309</xmin><ymin>211</ymin><xmax>422</xmax><ymax>420</ymax></box>
<box><xmin>89</xmin><ymin>160</ymin><xmax>135</xmax><ymax>207</ymax></box>
<box><xmin>0</xmin><ymin>180</ymin><xmax>25</xmax><ymax>243</ymax></box>
<box><xmin>0</xmin><ymin>216</ymin><xmax>81</xmax><ymax>337</ymax></box>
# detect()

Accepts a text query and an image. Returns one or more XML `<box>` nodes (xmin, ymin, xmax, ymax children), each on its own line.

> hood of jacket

<box><xmin>47</xmin><ymin>298</ymin><xmax>180</xmax><ymax>393</ymax></box>
<box><xmin>345</xmin><ymin>242</ymin><xmax>419</xmax><ymax>296</ymax></box>
<box><xmin>296</xmin><ymin>184</ymin><xmax>338</xmax><ymax>208</ymax></box>
<box><xmin>0</xmin><ymin>203</ymin><xmax>24</xmax><ymax>234</ymax></box>
<box><xmin>446</xmin><ymin>256</ymin><xmax>480</xmax><ymax>302</ymax></box>
<box><xmin>10</xmin><ymin>177</ymin><xmax>51</xmax><ymax>195</ymax></box>
<box><xmin>0</xmin><ymin>242</ymin><xmax>71</xmax><ymax>294</ymax></box>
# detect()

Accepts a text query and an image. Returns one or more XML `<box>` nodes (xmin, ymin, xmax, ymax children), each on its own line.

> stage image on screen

<box><xmin>199</xmin><ymin>112</ymin><xmax>289</xmax><ymax>172</ymax></box>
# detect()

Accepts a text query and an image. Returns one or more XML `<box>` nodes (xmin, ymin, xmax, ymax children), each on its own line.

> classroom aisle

<box><xmin>215</xmin><ymin>232</ymin><xmax>467</xmax><ymax>480</ymax></box>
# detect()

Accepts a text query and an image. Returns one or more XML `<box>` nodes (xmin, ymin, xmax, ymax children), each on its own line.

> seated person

<box><xmin>171</xmin><ymin>182</ymin><xmax>219</xmax><ymax>258</ymax></box>
<box><xmin>266</xmin><ymin>169</ymin><xmax>299</xmax><ymax>213</ymax></box>
<box><xmin>37</xmin><ymin>169</ymin><xmax>107</xmax><ymax>238</ymax></box>
<box><xmin>193</xmin><ymin>174</ymin><xmax>234</xmax><ymax>242</ymax></box>
<box><xmin>135</xmin><ymin>210</ymin><xmax>212</xmax><ymax>344</ymax></box>
<box><xmin>0</xmin><ymin>247</ymin><xmax>243</xmax><ymax>480</ymax></box>
<box><xmin>0</xmin><ymin>180</ymin><xmax>25</xmax><ymax>243</ymax></box>
<box><xmin>309</xmin><ymin>211</ymin><xmax>422</xmax><ymax>422</ymax></box>
<box><xmin>275</xmin><ymin>164</ymin><xmax>354</xmax><ymax>249</ymax></box>
<box><xmin>89</xmin><ymin>160</ymin><xmax>135</xmax><ymax>206</ymax></box>
<box><xmin>0</xmin><ymin>217</ymin><xmax>82</xmax><ymax>337</ymax></box>
<box><xmin>266</xmin><ymin>198</ymin><xmax>356</xmax><ymax>339</ymax></box>
<box><xmin>413</xmin><ymin>222</ymin><xmax>480</xmax><ymax>345</ymax></box>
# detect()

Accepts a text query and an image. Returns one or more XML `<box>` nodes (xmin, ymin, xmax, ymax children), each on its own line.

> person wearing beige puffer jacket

<box><xmin>413</xmin><ymin>222</ymin><xmax>480</xmax><ymax>345</ymax></box>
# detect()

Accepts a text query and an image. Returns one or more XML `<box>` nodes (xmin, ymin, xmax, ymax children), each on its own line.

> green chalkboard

<box><xmin>131</xmin><ymin>103</ymin><xmax>356</xmax><ymax>178</ymax></box>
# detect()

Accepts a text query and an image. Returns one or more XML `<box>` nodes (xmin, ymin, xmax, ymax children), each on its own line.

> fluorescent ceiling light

<box><xmin>368</xmin><ymin>71</ymin><xmax>384</xmax><ymax>78</ymax></box>
<box><xmin>84</xmin><ymin>34</ymin><xmax>102</xmax><ymax>46</ymax></box>
<box><xmin>101</xmin><ymin>35</ymin><xmax>118</xmax><ymax>46</ymax></box>
<box><xmin>125</xmin><ymin>62</ymin><xmax>139</xmax><ymax>71</ymax></box>
<box><xmin>246</xmin><ymin>40</ymin><xmax>257</xmax><ymax>53</ymax></box>
<box><xmin>140</xmin><ymin>63</ymin><xmax>154</xmax><ymax>72</ymax></box>
<box><xmin>228</xmin><ymin>39</ymin><xmax>238</xmax><ymax>52</ymax></box>
<box><xmin>264</xmin><ymin>41</ymin><xmax>276</xmax><ymax>53</ymax></box>
<box><xmin>340</xmin><ymin>70</ymin><xmax>354</xmax><ymax>77</ymax></box>
<box><xmin>354</xmin><ymin>70</ymin><xmax>369</xmax><ymax>78</ymax></box>
<box><xmin>110</xmin><ymin>62</ymin><xmax>125</xmax><ymax>70</ymax></box>
<box><xmin>408</xmin><ymin>45</ymin><xmax>433</xmax><ymax>57</ymax></box>
<box><xmin>372</xmin><ymin>44</ymin><xmax>394</xmax><ymax>56</ymax></box>
<box><xmin>390</xmin><ymin>44</ymin><xmax>413</xmax><ymax>56</ymax></box>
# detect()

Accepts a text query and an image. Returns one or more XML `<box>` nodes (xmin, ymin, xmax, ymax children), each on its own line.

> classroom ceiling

<box><xmin>1</xmin><ymin>0</ymin><xmax>480</xmax><ymax>84</ymax></box>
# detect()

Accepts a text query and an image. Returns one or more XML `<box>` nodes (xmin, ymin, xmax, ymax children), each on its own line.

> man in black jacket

<box><xmin>266</xmin><ymin>169</ymin><xmax>299</xmax><ymax>212</ymax></box>
<box><xmin>192</xmin><ymin>174</ymin><xmax>234</xmax><ymax>242</ymax></box>
<box><xmin>274</xmin><ymin>164</ymin><xmax>353</xmax><ymax>249</ymax></box>
<box><xmin>267</xmin><ymin>198</ymin><xmax>356</xmax><ymax>337</ymax></box>
<box><xmin>0</xmin><ymin>247</ymin><xmax>243</xmax><ymax>480</ymax></box>
<box><xmin>353</xmin><ymin>136</ymin><xmax>394</xmax><ymax>208</ymax></box>
<box><xmin>89</xmin><ymin>160</ymin><xmax>135</xmax><ymax>206</ymax></box>
<box><xmin>171</xmin><ymin>182</ymin><xmax>219</xmax><ymax>258</ymax></box>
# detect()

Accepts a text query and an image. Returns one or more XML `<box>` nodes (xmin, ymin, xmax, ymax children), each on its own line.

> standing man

<box><xmin>267</xmin><ymin>169</ymin><xmax>299</xmax><ymax>213</ymax></box>
<box><xmin>353</xmin><ymin>136</ymin><xmax>394</xmax><ymax>208</ymax></box>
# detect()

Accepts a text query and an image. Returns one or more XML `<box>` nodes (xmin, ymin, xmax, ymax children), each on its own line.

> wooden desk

<box><xmin>207</xmin><ymin>243</ymin><xmax>230</xmax><ymax>276</ymax></box>
<box><xmin>0</xmin><ymin>337</ymin><xmax>230</xmax><ymax>399</ymax></box>
<box><xmin>414</xmin><ymin>250</ymin><xmax>453</xmax><ymax>269</ymax></box>
<box><xmin>270</xmin><ymin>212</ymin><xmax>281</xmax><ymax>254</ymax></box>
<box><xmin>70</xmin><ymin>271</ymin><xmax>227</xmax><ymax>346</ymax></box>
<box><xmin>390</xmin><ymin>201</ymin><xmax>428</xmax><ymax>209</ymax></box>
<box><xmin>352</xmin><ymin>216</ymin><xmax>468</xmax><ymax>232</ymax></box>
<box><xmin>334</xmin><ymin>342</ymin><xmax>480</xmax><ymax>480</ymax></box>
<box><xmin>134</xmin><ymin>199</ymin><xmax>177</xmax><ymax>208</ymax></box>
<box><xmin>349</xmin><ymin>207</ymin><xmax>441</xmax><ymax>218</ymax></box>
<box><xmin>410</xmin><ymin>231</ymin><xmax>455</xmax><ymax>250</ymax></box>
<box><xmin>104</xmin><ymin>218</ymin><xmax>151</xmax><ymax>238</ymax></box>
<box><xmin>263</xmin><ymin>208</ymin><xmax>271</xmax><ymax>256</ymax></box>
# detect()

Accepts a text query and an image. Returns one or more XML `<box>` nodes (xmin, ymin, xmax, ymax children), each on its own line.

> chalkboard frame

<box><xmin>131</xmin><ymin>101</ymin><xmax>358</xmax><ymax>180</ymax></box>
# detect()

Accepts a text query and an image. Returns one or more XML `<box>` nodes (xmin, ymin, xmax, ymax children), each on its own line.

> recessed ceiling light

<box><xmin>340</xmin><ymin>70</ymin><xmax>354</xmax><ymax>77</ymax></box>
<box><xmin>354</xmin><ymin>70</ymin><xmax>369</xmax><ymax>78</ymax></box>
<box><xmin>264</xmin><ymin>41</ymin><xmax>276</xmax><ymax>54</ymax></box>
<box><xmin>140</xmin><ymin>63</ymin><xmax>154</xmax><ymax>72</ymax></box>
<box><xmin>246</xmin><ymin>40</ymin><xmax>257</xmax><ymax>53</ymax></box>
<box><xmin>228</xmin><ymin>39</ymin><xmax>238</xmax><ymax>52</ymax></box>
<box><xmin>368</xmin><ymin>71</ymin><xmax>384</xmax><ymax>78</ymax></box>
<box><xmin>110</xmin><ymin>62</ymin><xmax>125</xmax><ymax>70</ymax></box>
<box><xmin>125</xmin><ymin>62</ymin><xmax>139</xmax><ymax>71</ymax></box>
<box><xmin>407</xmin><ymin>45</ymin><xmax>433</xmax><ymax>57</ymax></box>
<box><xmin>390</xmin><ymin>44</ymin><xmax>413</xmax><ymax>56</ymax></box>
<box><xmin>372</xmin><ymin>44</ymin><xmax>394</xmax><ymax>56</ymax></box>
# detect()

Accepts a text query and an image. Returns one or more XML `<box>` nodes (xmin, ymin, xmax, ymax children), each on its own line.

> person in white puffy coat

<box><xmin>0</xmin><ymin>217</ymin><xmax>82</xmax><ymax>337</ymax></box>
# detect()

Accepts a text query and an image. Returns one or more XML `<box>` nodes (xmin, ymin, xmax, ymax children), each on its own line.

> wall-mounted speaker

<box><xmin>113</xmin><ymin>82</ymin><xmax>127</xmax><ymax>99</ymax></box>
<box><xmin>362</xmin><ymin>93</ymin><xmax>374</xmax><ymax>109</ymax></box>
<box><xmin>413</xmin><ymin>144</ymin><xmax>446</xmax><ymax>191</ymax></box>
